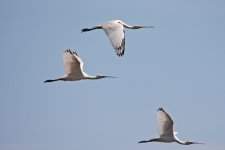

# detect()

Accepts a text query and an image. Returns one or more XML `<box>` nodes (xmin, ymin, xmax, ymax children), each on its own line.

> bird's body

<box><xmin>81</xmin><ymin>20</ymin><xmax>153</xmax><ymax>57</ymax></box>
<box><xmin>44</xmin><ymin>49</ymin><xmax>116</xmax><ymax>83</ymax></box>
<box><xmin>139</xmin><ymin>107</ymin><xmax>203</xmax><ymax>145</ymax></box>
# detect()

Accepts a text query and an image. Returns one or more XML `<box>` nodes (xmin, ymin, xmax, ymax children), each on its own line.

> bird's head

<box><xmin>132</xmin><ymin>25</ymin><xmax>154</xmax><ymax>29</ymax></box>
<box><xmin>96</xmin><ymin>75</ymin><xmax>106</xmax><ymax>79</ymax></box>
<box><xmin>114</xmin><ymin>20</ymin><xmax>125</xmax><ymax>25</ymax></box>
<box><xmin>96</xmin><ymin>75</ymin><xmax>117</xmax><ymax>79</ymax></box>
<box><xmin>184</xmin><ymin>141</ymin><xmax>204</xmax><ymax>145</ymax></box>
<box><xmin>114</xmin><ymin>19</ymin><xmax>122</xmax><ymax>23</ymax></box>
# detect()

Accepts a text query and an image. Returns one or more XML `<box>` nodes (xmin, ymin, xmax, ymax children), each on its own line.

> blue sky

<box><xmin>1</xmin><ymin>0</ymin><xmax>225</xmax><ymax>150</ymax></box>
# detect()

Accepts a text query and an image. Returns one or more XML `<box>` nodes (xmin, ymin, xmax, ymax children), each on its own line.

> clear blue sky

<box><xmin>1</xmin><ymin>0</ymin><xmax>225</xmax><ymax>150</ymax></box>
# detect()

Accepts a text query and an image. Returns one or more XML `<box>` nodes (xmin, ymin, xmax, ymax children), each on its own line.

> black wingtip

<box><xmin>115</xmin><ymin>37</ymin><xmax>125</xmax><ymax>57</ymax></box>
<box><xmin>116</xmin><ymin>52</ymin><xmax>124</xmax><ymax>57</ymax></box>
<box><xmin>65</xmin><ymin>49</ymin><xmax>78</xmax><ymax>56</ymax></box>
<box><xmin>65</xmin><ymin>49</ymin><xmax>72</xmax><ymax>53</ymax></box>
<box><xmin>157</xmin><ymin>107</ymin><xmax>164</xmax><ymax>111</ymax></box>
<box><xmin>116</xmin><ymin>48</ymin><xmax>125</xmax><ymax>57</ymax></box>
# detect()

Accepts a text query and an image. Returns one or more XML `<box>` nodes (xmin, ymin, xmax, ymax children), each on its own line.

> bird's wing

<box><xmin>102</xmin><ymin>23</ymin><xmax>125</xmax><ymax>57</ymax></box>
<box><xmin>63</xmin><ymin>49</ymin><xmax>84</xmax><ymax>76</ymax></box>
<box><xmin>157</xmin><ymin>107</ymin><xmax>174</xmax><ymax>137</ymax></box>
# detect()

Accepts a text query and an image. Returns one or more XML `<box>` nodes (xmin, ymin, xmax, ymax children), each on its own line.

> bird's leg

<box><xmin>81</xmin><ymin>25</ymin><xmax>102</xmax><ymax>32</ymax></box>
<box><xmin>138</xmin><ymin>138</ymin><xmax>160</xmax><ymax>143</ymax></box>
<box><xmin>44</xmin><ymin>78</ymin><xmax>64</xmax><ymax>83</ymax></box>
<box><xmin>81</xmin><ymin>28</ymin><xmax>93</xmax><ymax>32</ymax></box>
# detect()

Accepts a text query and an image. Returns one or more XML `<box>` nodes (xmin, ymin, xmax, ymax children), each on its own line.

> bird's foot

<box><xmin>81</xmin><ymin>28</ymin><xmax>91</xmax><ymax>32</ymax></box>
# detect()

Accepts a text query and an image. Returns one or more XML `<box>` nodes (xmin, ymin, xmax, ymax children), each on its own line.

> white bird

<box><xmin>138</xmin><ymin>107</ymin><xmax>203</xmax><ymax>145</ymax></box>
<box><xmin>81</xmin><ymin>20</ymin><xmax>154</xmax><ymax>57</ymax></box>
<box><xmin>44</xmin><ymin>49</ymin><xmax>116</xmax><ymax>83</ymax></box>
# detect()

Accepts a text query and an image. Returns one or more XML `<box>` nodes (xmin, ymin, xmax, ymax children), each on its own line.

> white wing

<box><xmin>102</xmin><ymin>22</ymin><xmax>125</xmax><ymax>57</ymax></box>
<box><xmin>157</xmin><ymin>107</ymin><xmax>174</xmax><ymax>138</ymax></box>
<box><xmin>63</xmin><ymin>49</ymin><xmax>84</xmax><ymax>77</ymax></box>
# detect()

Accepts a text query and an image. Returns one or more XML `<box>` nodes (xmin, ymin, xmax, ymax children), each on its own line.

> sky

<box><xmin>1</xmin><ymin>0</ymin><xmax>225</xmax><ymax>150</ymax></box>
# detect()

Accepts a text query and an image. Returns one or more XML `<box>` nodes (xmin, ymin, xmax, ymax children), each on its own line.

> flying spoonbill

<box><xmin>138</xmin><ymin>107</ymin><xmax>203</xmax><ymax>145</ymax></box>
<box><xmin>81</xmin><ymin>20</ymin><xmax>154</xmax><ymax>57</ymax></box>
<box><xmin>44</xmin><ymin>49</ymin><xmax>116</xmax><ymax>83</ymax></box>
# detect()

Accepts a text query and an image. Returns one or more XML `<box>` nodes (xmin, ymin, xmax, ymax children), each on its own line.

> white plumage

<box><xmin>157</xmin><ymin>107</ymin><xmax>174</xmax><ymax>140</ymax></box>
<box><xmin>81</xmin><ymin>20</ymin><xmax>153</xmax><ymax>57</ymax></box>
<box><xmin>44</xmin><ymin>49</ymin><xmax>116</xmax><ymax>83</ymax></box>
<box><xmin>139</xmin><ymin>107</ymin><xmax>203</xmax><ymax>145</ymax></box>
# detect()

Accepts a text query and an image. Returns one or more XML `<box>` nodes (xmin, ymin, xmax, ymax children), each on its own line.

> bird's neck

<box><xmin>123</xmin><ymin>24</ymin><xmax>143</xmax><ymax>29</ymax></box>
<box><xmin>174</xmin><ymin>135</ymin><xmax>187</xmax><ymax>145</ymax></box>
<box><xmin>83</xmin><ymin>75</ymin><xmax>99</xmax><ymax>80</ymax></box>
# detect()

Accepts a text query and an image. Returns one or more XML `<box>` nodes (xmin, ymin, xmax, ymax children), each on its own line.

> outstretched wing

<box><xmin>63</xmin><ymin>49</ymin><xmax>84</xmax><ymax>77</ymax></box>
<box><xmin>157</xmin><ymin>107</ymin><xmax>174</xmax><ymax>138</ymax></box>
<box><xmin>102</xmin><ymin>22</ymin><xmax>125</xmax><ymax>57</ymax></box>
